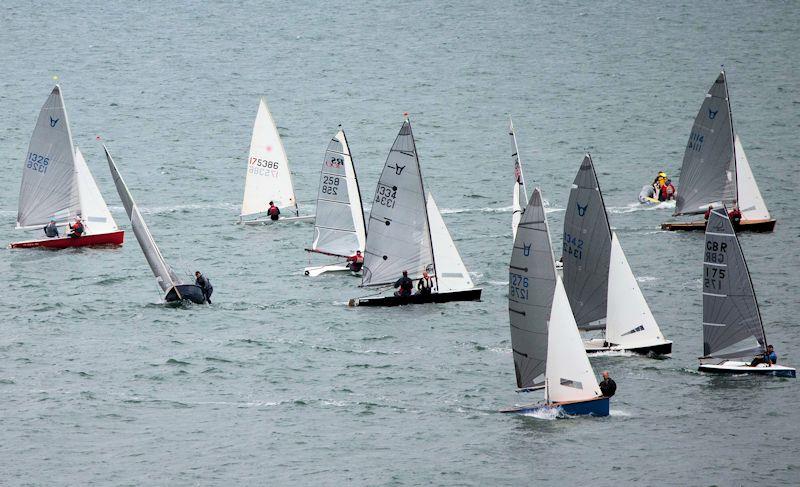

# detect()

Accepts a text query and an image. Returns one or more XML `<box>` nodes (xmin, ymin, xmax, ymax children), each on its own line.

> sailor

<box><xmin>416</xmin><ymin>271</ymin><xmax>433</xmax><ymax>295</ymax></box>
<box><xmin>704</xmin><ymin>205</ymin><xmax>714</xmax><ymax>221</ymax></box>
<box><xmin>43</xmin><ymin>218</ymin><xmax>59</xmax><ymax>238</ymax></box>
<box><xmin>728</xmin><ymin>206</ymin><xmax>742</xmax><ymax>225</ymax></box>
<box><xmin>68</xmin><ymin>217</ymin><xmax>84</xmax><ymax>238</ymax></box>
<box><xmin>599</xmin><ymin>370</ymin><xmax>617</xmax><ymax>397</ymax></box>
<box><xmin>660</xmin><ymin>178</ymin><xmax>676</xmax><ymax>201</ymax></box>
<box><xmin>347</xmin><ymin>250</ymin><xmax>364</xmax><ymax>273</ymax></box>
<box><xmin>393</xmin><ymin>270</ymin><xmax>413</xmax><ymax>297</ymax></box>
<box><xmin>195</xmin><ymin>271</ymin><xmax>213</xmax><ymax>304</ymax></box>
<box><xmin>652</xmin><ymin>171</ymin><xmax>667</xmax><ymax>200</ymax></box>
<box><xmin>267</xmin><ymin>201</ymin><xmax>280</xmax><ymax>221</ymax></box>
<box><xmin>750</xmin><ymin>345</ymin><xmax>777</xmax><ymax>367</ymax></box>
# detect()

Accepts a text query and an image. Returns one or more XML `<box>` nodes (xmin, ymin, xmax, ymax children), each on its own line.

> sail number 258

<box><xmin>509</xmin><ymin>272</ymin><xmax>529</xmax><ymax>300</ymax></box>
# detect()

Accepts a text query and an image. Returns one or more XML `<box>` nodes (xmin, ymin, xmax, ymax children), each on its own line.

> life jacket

<box><xmin>660</xmin><ymin>183</ymin><xmax>675</xmax><ymax>200</ymax></box>
<box><xmin>72</xmin><ymin>222</ymin><xmax>84</xmax><ymax>235</ymax></box>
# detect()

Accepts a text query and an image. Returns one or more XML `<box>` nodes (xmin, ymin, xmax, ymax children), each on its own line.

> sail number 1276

<box><xmin>509</xmin><ymin>272</ymin><xmax>529</xmax><ymax>300</ymax></box>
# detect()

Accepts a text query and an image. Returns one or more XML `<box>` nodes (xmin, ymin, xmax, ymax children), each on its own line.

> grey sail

<box><xmin>17</xmin><ymin>85</ymin><xmax>80</xmax><ymax>228</ymax></box>
<box><xmin>675</xmin><ymin>71</ymin><xmax>737</xmax><ymax>216</ymax></box>
<box><xmin>361</xmin><ymin>118</ymin><xmax>435</xmax><ymax>286</ymax></box>
<box><xmin>509</xmin><ymin>188</ymin><xmax>557</xmax><ymax>389</ymax></box>
<box><xmin>702</xmin><ymin>207</ymin><xmax>767</xmax><ymax>358</ymax></box>
<box><xmin>105</xmin><ymin>146</ymin><xmax>183</xmax><ymax>293</ymax></box>
<box><xmin>562</xmin><ymin>154</ymin><xmax>612</xmax><ymax>328</ymax></box>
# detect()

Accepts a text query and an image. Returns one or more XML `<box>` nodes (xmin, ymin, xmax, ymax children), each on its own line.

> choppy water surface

<box><xmin>1</xmin><ymin>1</ymin><xmax>798</xmax><ymax>485</ymax></box>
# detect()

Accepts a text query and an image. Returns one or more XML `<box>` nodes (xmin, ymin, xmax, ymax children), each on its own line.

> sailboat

<box><xmin>304</xmin><ymin>126</ymin><xmax>367</xmax><ymax>277</ymax></box>
<box><xmin>662</xmin><ymin>69</ymin><xmax>775</xmax><ymax>232</ymax></box>
<box><xmin>348</xmin><ymin>116</ymin><xmax>481</xmax><ymax>307</ymax></box>
<box><xmin>11</xmin><ymin>85</ymin><xmax>124</xmax><ymax>249</ymax></box>
<box><xmin>105</xmin><ymin>146</ymin><xmax>205</xmax><ymax>304</ymax></box>
<box><xmin>562</xmin><ymin>154</ymin><xmax>672</xmax><ymax>355</ymax></box>
<box><xmin>698</xmin><ymin>207</ymin><xmax>794</xmax><ymax>377</ymax></box>
<box><xmin>501</xmin><ymin>188</ymin><xmax>609</xmax><ymax>417</ymax></box>
<box><xmin>509</xmin><ymin>117</ymin><xmax>528</xmax><ymax>240</ymax></box>
<box><xmin>238</xmin><ymin>97</ymin><xmax>314</xmax><ymax>225</ymax></box>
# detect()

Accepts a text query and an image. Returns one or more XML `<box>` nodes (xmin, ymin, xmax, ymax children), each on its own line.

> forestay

<box><xmin>75</xmin><ymin>147</ymin><xmax>118</xmax><ymax>235</ymax></box>
<box><xmin>734</xmin><ymin>136</ymin><xmax>770</xmax><ymax>221</ymax></box>
<box><xmin>675</xmin><ymin>71</ymin><xmax>737</xmax><ymax>216</ymax></box>
<box><xmin>361</xmin><ymin>119</ymin><xmax>434</xmax><ymax>286</ymax></box>
<box><xmin>508</xmin><ymin>189</ymin><xmax>555</xmax><ymax>390</ymax></box>
<box><xmin>105</xmin><ymin>146</ymin><xmax>183</xmax><ymax>293</ymax></box>
<box><xmin>240</xmin><ymin>98</ymin><xmax>297</xmax><ymax>218</ymax></box>
<box><xmin>309</xmin><ymin>128</ymin><xmax>366</xmax><ymax>257</ymax></box>
<box><xmin>562</xmin><ymin>154</ymin><xmax>612</xmax><ymax>329</ymax></box>
<box><xmin>17</xmin><ymin>85</ymin><xmax>80</xmax><ymax>228</ymax></box>
<box><xmin>509</xmin><ymin>117</ymin><xmax>528</xmax><ymax>239</ymax></box>
<box><xmin>702</xmin><ymin>207</ymin><xmax>766</xmax><ymax>358</ymax></box>
<box><xmin>426</xmin><ymin>194</ymin><xmax>474</xmax><ymax>293</ymax></box>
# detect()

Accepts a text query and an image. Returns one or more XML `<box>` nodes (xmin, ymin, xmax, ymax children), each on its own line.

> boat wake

<box><xmin>520</xmin><ymin>405</ymin><xmax>560</xmax><ymax>420</ymax></box>
<box><xmin>608</xmin><ymin>201</ymin><xmax>675</xmax><ymax>214</ymax></box>
<box><xmin>587</xmin><ymin>349</ymin><xmax>635</xmax><ymax>358</ymax></box>
<box><xmin>439</xmin><ymin>203</ymin><xmax>561</xmax><ymax>215</ymax></box>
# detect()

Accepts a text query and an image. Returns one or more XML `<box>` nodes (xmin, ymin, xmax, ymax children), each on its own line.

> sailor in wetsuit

<box><xmin>416</xmin><ymin>271</ymin><xmax>433</xmax><ymax>295</ymax></box>
<box><xmin>599</xmin><ymin>370</ymin><xmax>617</xmax><ymax>397</ymax></box>
<box><xmin>347</xmin><ymin>250</ymin><xmax>364</xmax><ymax>273</ymax></box>
<box><xmin>750</xmin><ymin>345</ymin><xmax>777</xmax><ymax>367</ymax></box>
<box><xmin>68</xmin><ymin>218</ymin><xmax>84</xmax><ymax>238</ymax></box>
<box><xmin>195</xmin><ymin>271</ymin><xmax>213</xmax><ymax>304</ymax></box>
<box><xmin>267</xmin><ymin>201</ymin><xmax>280</xmax><ymax>221</ymax></box>
<box><xmin>43</xmin><ymin>219</ymin><xmax>59</xmax><ymax>238</ymax></box>
<box><xmin>393</xmin><ymin>270</ymin><xmax>413</xmax><ymax>297</ymax></box>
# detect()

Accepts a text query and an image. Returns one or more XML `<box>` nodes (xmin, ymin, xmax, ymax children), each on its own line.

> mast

<box><xmin>721</xmin><ymin>67</ymin><xmax>739</xmax><ymax>208</ymax></box>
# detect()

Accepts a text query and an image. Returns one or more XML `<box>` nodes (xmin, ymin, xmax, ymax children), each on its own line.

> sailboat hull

<box><xmin>304</xmin><ymin>263</ymin><xmax>360</xmax><ymax>277</ymax></box>
<box><xmin>165</xmin><ymin>284</ymin><xmax>206</xmax><ymax>305</ymax></box>
<box><xmin>348</xmin><ymin>288</ymin><xmax>482</xmax><ymax>307</ymax></box>
<box><xmin>661</xmin><ymin>219</ymin><xmax>776</xmax><ymax>232</ymax></box>
<box><xmin>699</xmin><ymin>360</ymin><xmax>796</xmax><ymax>378</ymax></box>
<box><xmin>500</xmin><ymin>396</ymin><xmax>610</xmax><ymax>417</ymax></box>
<box><xmin>239</xmin><ymin>215</ymin><xmax>315</xmax><ymax>225</ymax></box>
<box><xmin>9</xmin><ymin>230</ymin><xmax>124</xmax><ymax>249</ymax></box>
<box><xmin>585</xmin><ymin>338</ymin><xmax>673</xmax><ymax>356</ymax></box>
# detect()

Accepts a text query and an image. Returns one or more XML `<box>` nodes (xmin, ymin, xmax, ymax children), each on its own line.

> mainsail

<box><xmin>674</xmin><ymin>71</ymin><xmax>737</xmax><ymax>216</ymax></box>
<box><xmin>426</xmin><ymin>194</ymin><xmax>474</xmax><ymax>293</ymax></box>
<box><xmin>240</xmin><ymin>98</ymin><xmax>298</xmax><ymax>218</ymax></box>
<box><xmin>361</xmin><ymin>118</ymin><xmax>435</xmax><ymax>286</ymax></box>
<box><xmin>702</xmin><ymin>207</ymin><xmax>767</xmax><ymax>358</ymax></box>
<box><xmin>562</xmin><ymin>154</ymin><xmax>611</xmax><ymax>329</ymax></box>
<box><xmin>17</xmin><ymin>85</ymin><xmax>80</xmax><ymax>228</ymax></box>
<box><xmin>74</xmin><ymin>147</ymin><xmax>118</xmax><ymax>235</ymax></box>
<box><xmin>105</xmin><ymin>146</ymin><xmax>182</xmax><ymax>293</ymax></box>
<box><xmin>509</xmin><ymin>117</ymin><xmax>528</xmax><ymax>239</ymax></box>
<box><xmin>309</xmin><ymin>127</ymin><xmax>366</xmax><ymax>257</ymax></box>
<box><xmin>509</xmin><ymin>189</ymin><xmax>555</xmax><ymax>389</ymax></box>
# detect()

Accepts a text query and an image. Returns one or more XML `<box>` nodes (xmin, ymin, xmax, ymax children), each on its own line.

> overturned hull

<box><xmin>348</xmin><ymin>288</ymin><xmax>481</xmax><ymax>307</ymax></box>
<box><xmin>165</xmin><ymin>284</ymin><xmax>206</xmax><ymax>304</ymax></box>
<box><xmin>662</xmin><ymin>218</ymin><xmax>776</xmax><ymax>232</ymax></box>
<box><xmin>10</xmin><ymin>230</ymin><xmax>124</xmax><ymax>249</ymax></box>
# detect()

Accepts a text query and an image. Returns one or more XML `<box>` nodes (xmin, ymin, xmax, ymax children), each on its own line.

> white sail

<box><xmin>426</xmin><ymin>194</ymin><xmax>474</xmax><ymax>293</ymax></box>
<box><xmin>509</xmin><ymin>117</ymin><xmax>528</xmax><ymax>239</ymax></box>
<box><xmin>17</xmin><ymin>85</ymin><xmax>80</xmax><ymax>229</ymax></box>
<box><xmin>605</xmin><ymin>234</ymin><xmax>667</xmax><ymax>348</ymax></box>
<box><xmin>240</xmin><ymin>98</ymin><xmax>297</xmax><ymax>218</ymax></box>
<box><xmin>546</xmin><ymin>278</ymin><xmax>602</xmax><ymax>403</ymax></box>
<box><xmin>309</xmin><ymin>128</ymin><xmax>366</xmax><ymax>257</ymax></box>
<box><xmin>734</xmin><ymin>136</ymin><xmax>770</xmax><ymax>221</ymax></box>
<box><xmin>74</xmin><ymin>147</ymin><xmax>118</xmax><ymax>235</ymax></box>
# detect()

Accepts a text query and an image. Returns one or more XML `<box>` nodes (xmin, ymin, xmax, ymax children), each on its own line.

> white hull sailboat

<box><xmin>348</xmin><ymin>116</ymin><xmax>481</xmax><ymax>307</ymax></box>
<box><xmin>11</xmin><ymin>85</ymin><xmax>123</xmax><ymax>249</ymax></box>
<box><xmin>238</xmin><ymin>97</ymin><xmax>313</xmax><ymax>225</ymax></box>
<box><xmin>698</xmin><ymin>207</ymin><xmax>794</xmax><ymax>378</ymax></box>
<box><xmin>303</xmin><ymin>126</ymin><xmax>366</xmax><ymax>277</ymax></box>
<box><xmin>501</xmin><ymin>188</ymin><xmax>609</xmax><ymax>417</ymax></box>
<box><xmin>105</xmin><ymin>146</ymin><xmax>205</xmax><ymax>305</ymax></box>
<box><xmin>663</xmin><ymin>69</ymin><xmax>775</xmax><ymax>232</ymax></box>
<box><xmin>563</xmin><ymin>154</ymin><xmax>672</xmax><ymax>356</ymax></box>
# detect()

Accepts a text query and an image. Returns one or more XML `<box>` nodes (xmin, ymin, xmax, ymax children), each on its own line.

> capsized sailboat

<box><xmin>662</xmin><ymin>69</ymin><xmax>775</xmax><ymax>232</ymax></box>
<box><xmin>304</xmin><ymin>126</ymin><xmax>366</xmax><ymax>277</ymax></box>
<box><xmin>698</xmin><ymin>207</ymin><xmax>794</xmax><ymax>377</ymax></box>
<box><xmin>238</xmin><ymin>97</ymin><xmax>314</xmax><ymax>225</ymax></box>
<box><xmin>562</xmin><ymin>154</ymin><xmax>672</xmax><ymax>355</ymax></box>
<box><xmin>105</xmin><ymin>146</ymin><xmax>205</xmax><ymax>304</ymax></box>
<box><xmin>509</xmin><ymin>117</ymin><xmax>528</xmax><ymax>240</ymax></box>
<box><xmin>501</xmin><ymin>188</ymin><xmax>609</xmax><ymax>417</ymax></box>
<box><xmin>348</xmin><ymin>116</ymin><xmax>481</xmax><ymax>307</ymax></box>
<box><xmin>11</xmin><ymin>85</ymin><xmax>124</xmax><ymax>249</ymax></box>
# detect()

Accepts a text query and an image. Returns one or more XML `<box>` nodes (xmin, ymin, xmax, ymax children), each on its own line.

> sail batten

<box><xmin>240</xmin><ymin>98</ymin><xmax>297</xmax><ymax>218</ymax></box>
<box><xmin>308</xmin><ymin>128</ymin><xmax>366</xmax><ymax>258</ymax></box>
<box><xmin>702</xmin><ymin>207</ymin><xmax>766</xmax><ymax>358</ymax></box>
<box><xmin>361</xmin><ymin>119</ymin><xmax>435</xmax><ymax>287</ymax></box>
